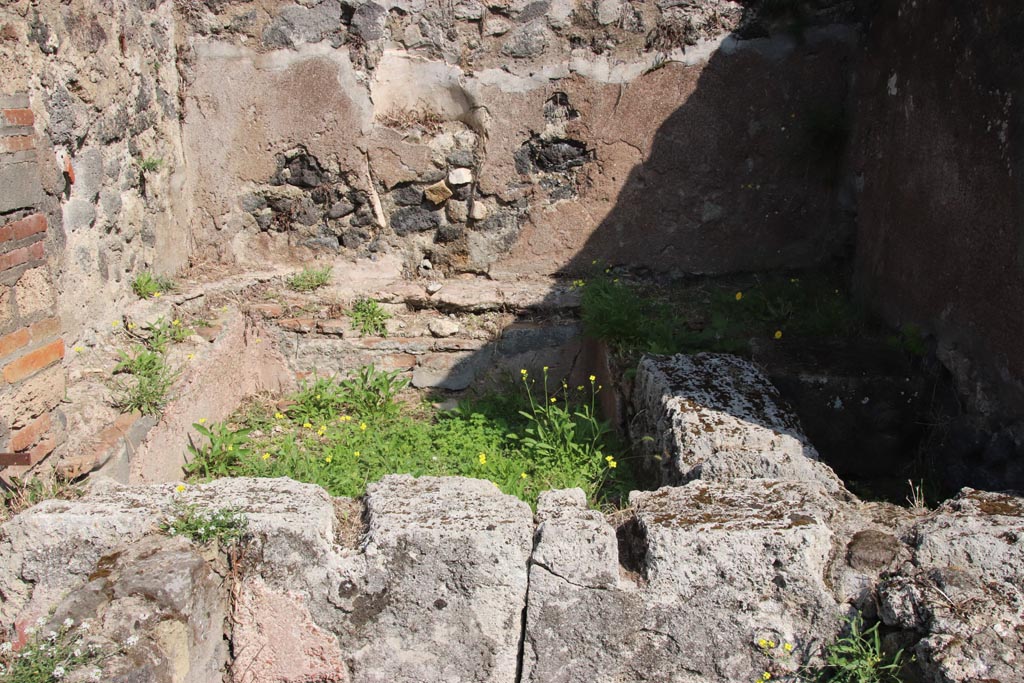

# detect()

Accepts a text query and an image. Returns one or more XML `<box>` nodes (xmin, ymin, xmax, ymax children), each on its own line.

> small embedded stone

<box><xmin>428</xmin><ymin>318</ymin><xmax>460</xmax><ymax>338</ymax></box>
<box><xmin>424</xmin><ymin>181</ymin><xmax>453</xmax><ymax>205</ymax></box>
<box><xmin>447</xmin><ymin>200</ymin><xmax>469</xmax><ymax>223</ymax></box>
<box><xmin>448</xmin><ymin>168</ymin><xmax>473</xmax><ymax>186</ymax></box>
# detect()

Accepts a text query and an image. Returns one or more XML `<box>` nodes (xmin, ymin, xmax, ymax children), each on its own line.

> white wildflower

<box><xmin>73</xmin><ymin>648</ymin><xmax>82</xmax><ymax>657</ymax></box>
<box><xmin>47</xmin><ymin>630</ymin><xmax>58</xmax><ymax>641</ymax></box>
<box><xmin>89</xmin><ymin>669</ymin><xmax>102</xmax><ymax>681</ymax></box>
<box><xmin>62</xmin><ymin>618</ymin><xmax>74</xmax><ymax>628</ymax></box>
<box><xmin>78</xmin><ymin>620</ymin><xmax>91</xmax><ymax>632</ymax></box>
<box><xmin>25</xmin><ymin>626</ymin><xmax>37</xmax><ymax>636</ymax></box>
<box><xmin>52</xmin><ymin>665</ymin><xmax>66</xmax><ymax>679</ymax></box>
<box><xmin>0</xmin><ymin>641</ymin><xmax>12</xmax><ymax>653</ymax></box>
<box><xmin>125</xmin><ymin>635</ymin><xmax>139</xmax><ymax>647</ymax></box>
<box><xmin>35</xmin><ymin>616</ymin><xmax>46</xmax><ymax>626</ymax></box>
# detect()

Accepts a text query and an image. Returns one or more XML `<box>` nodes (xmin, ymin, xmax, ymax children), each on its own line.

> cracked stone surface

<box><xmin>632</xmin><ymin>353</ymin><xmax>844</xmax><ymax>492</ymax></box>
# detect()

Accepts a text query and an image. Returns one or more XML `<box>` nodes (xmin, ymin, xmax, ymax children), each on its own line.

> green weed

<box><xmin>141</xmin><ymin>317</ymin><xmax>193</xmax><ymax>353</ymax></box>
<box><xmin>0</xmin><ymin>617</ymin><xmax>116</xmax><ymax>683</ymax></box>
<box><xmin>286</xmin><ymin>266</ymin><xmax>332</xmax><ymax>292</ymax></box>
<box><xmin>110</xmin><ymin>345</ymin><xmax>177</xmax><ymax>415</ymax></box>
<box><xmin>183</xmin><ymin>421</ymin><xmax>253</xmax><ymax>479</ymax></box>
<box><xmin>813</xmin><ymin>612</ymin><xmax>907</xmax><ymax>683</ymax></box>
<box><xmin>348</xmin><ymin>298</ymin><xmax>390</xmax><ymax>337</ymax></box>
<box><xmin>580</xmin><ymin>268</ymin><xmax>863</xmax><ymax>358</ymax></box>
<box><xmin>130</xmin><ymin>271</ymin><xmax>174</xmax><ymax>299</ymax></box>
<box><xmin>0</xmin><ymin>474</ymin><xmax>83</xmax><ymax>524</ymax></box>
<box><xmin>135</xmin><ymin>157</ymin><xmax>163</xmax><ymax>173</ymax></box>
<box><xmin>159</xmin><ymin>500</ymin><xmax>248</xmax><ymax>546</ymax></box>
<box><xmin>183</xmin><ymin>364</ymin><xmax>630</xmax><ymax>508</ymax></box>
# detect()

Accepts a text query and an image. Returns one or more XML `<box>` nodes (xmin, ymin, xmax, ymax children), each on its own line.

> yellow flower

<box><xmin>262</xmin><ymin>452</ymin><xmax>270</xmax><ymax>461</ymax></box>
<box><xmin>767</xmin><ymin>641</ymin><xmax>776</xmax><ymax>649</ymax></box>
<box><xmin>275</xmin><ymin>412</ymin><xmax>284</xmax><ymax>419</ymax></box>
<box><xmin>127</xmin><ymin>322</ymin><xmax>136</xmax><ymax>330</ymax></box>
<box><xmin>521</xmin><ymin>472</ymin><xmax>528</xmax><ymax>479</ymax></box>
<box><xmin>783</xmin><ymin>643</ymin><xmax>794</xmax><ymax>653</ymax></box>
<box><xmin>73</xmin><ymin>346</ymin><xmax>83</xmax><ymax>353</ymax></box>
<box><xmin>758</xmin><ymin>639</ymin><xmax>769</xmax><ymax>649</ymax></box>
<box><xmin>254</xmin><ymin>338</ymin><xmax>261</xmax><ymax>344</ymax></box>
<box><xmin>542</xmin><ymin>366</ymin><xmax>549</xmax><ymax>372</ymax></box>
<box><xmin>360</xmin><ymin>422</ymin><xmax>367</xmax><ymax>431</ymax></box>
<box><xmin>550</xmin><ymin>397</ymin><xmax>556</xmax><ymax>403</ymax></box>
<box><xmin>353</xmin><ymin>450</ymin><xmax>360</xmax><ymax>458</ymax></box>
<box><xmin>762</xmin><ymin>674</ymin><xmax>771</xmax><ymax>681</ymax></box>
<box><xmin>735</xmin><ymin>291</ymin><xmax>743</xmax><ymax>301</ymax></box>
<box><xmin>112</xmin><ymin>320</ymin><xmax>121</xmax><ymax>328</ymax></box>
<box><xmin>172</xmin><ymin>319</ymin><xmax>181</xmax><ymax>326</ymax></box>
<box><xmin>152</xmin><ymin>292</ymin><xmax>162</xmax><ymax>298</ymax></box>
<box><xmin>317</xmin><ymin>426</ymin><xmax>326</xmax><ymax>436</ymax></box>
<box><xmin>773</xmin><ymin>330</ymin><xmax>783</xmax><ymax>340</ymax></box>
<box><xmin>324</xmin><ymin>456</ymin><xmax>332</xmax><ymax>464</ymax></box>
<box><xmin>187</xmin><ymin>353</ymin><xmax>195</xmax><ymax>360</ymax></box>
<box><xmin>576</xmin><ymin>385</ymin><xmax>584</xmax><ymax>391</ymax></box>
<box><xmin>303</xmin><ymin>422</ymin><xmax>313</xmax><ymax>429</ymax></box>
<box><xmin>588</xmin><ymin>374</ymin><xmax>596</xmax><ymax>382</ymax></box>
<box><xmin>520</xmin><ymin>369</ymin><xmax>527</xmax><ymax>376</ymax></box>
<box><xmin>315</xmin><ymin>394</ymin><xmax>321</xmax><ymax>399</ymax></box>
<box><xmin>607</xmin><ymin>459</ymin><xmax>618</xmax><ymax>468</ymax></box>
<box><xmin>175</xmin><ymin>484</ymin><xmax>186</xmax><ymax>493</ymax></box>
<box><xmin>227</xmin><ymin>445</ymin><xmax>233</xmax><ymax>451</ymax></box>
<box><xmin>198</xmin><ymin>418</ymin><xmax>207</xmax><ymax>424</ymax></box>
<box><xmin>478</xmin><ymin>452</ymin><xmax>487</xmax><ymax>465</ymax></box>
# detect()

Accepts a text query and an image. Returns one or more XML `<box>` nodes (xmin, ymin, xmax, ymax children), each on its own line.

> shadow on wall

<box><xmin>438</xmin><ymin>3</ymin><xmax>863</xmax><ymax>391</ymax></box>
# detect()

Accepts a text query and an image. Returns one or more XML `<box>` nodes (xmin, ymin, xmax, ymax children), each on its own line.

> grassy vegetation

<box><xmin>286</xmin><ymin>266</ymin><xmax>332</xmax><ymax>292</ymax></box>
<box><xmin>183</xmin><ymin>365</ymin><xmax>635</xmax><ymax>508</ymax></box>
<box><xmin>348</xmin><ymin>298</ymin><xmax>390</xmax><ymax>337</ymax></box>
<box><xmin>130</xmin><ymin>271</ymin><xmax>174</xmax><ymax>299</ymax></box>
<box><xmin>0</xmin><ymin>474</ymin><xmax>83</xmax><ymax>524</ymax></box>
<box><xmin>159</xmin><ymin>500</ymin><xmax>248</xmax><ymax>546</ymax></box>
<box><xmin>109</xmin><ymin>316</ymin><xmax>193</xmax><ymax>415</ymax></box>
<box><xmin>580</xmin><ymin>267</ymin><xmax>864</xmax><ymax>359</ymax></box>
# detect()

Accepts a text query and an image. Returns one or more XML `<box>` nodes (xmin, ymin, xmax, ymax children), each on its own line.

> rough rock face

<box><xmin>880</xmin><ymin>489</ymin><xmax>1024</xmax><ymax>683</ymax></box>
<box><xmin>523</xmin><ymin>480</ymin><xmax>859</xmax><ymax>683</ymax></box>
<box><xmin>632</xmin><ymin>353</ymin><xmax>843</xmax><ymax>491</ymax></box>
<box><xmin>1</xmin><ymin>473</ymin><xmax>1022</xmax><ymax>683</ymax></box>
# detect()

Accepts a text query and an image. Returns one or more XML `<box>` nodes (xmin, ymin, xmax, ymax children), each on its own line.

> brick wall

<box><xmin>0</xmin><ymin>93</ymin><xmax>66</xmax><ymax>470</ymax></box>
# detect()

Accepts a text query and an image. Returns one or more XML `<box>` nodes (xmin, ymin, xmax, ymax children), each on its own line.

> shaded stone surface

<box><xmin>632</xmin><ymin>353</ymin><xmax>843</xmax><ymax>491</ymax></box>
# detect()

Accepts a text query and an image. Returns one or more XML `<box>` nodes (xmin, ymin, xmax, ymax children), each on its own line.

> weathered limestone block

<box><xmin>632</xmin><ymin>353</ymin><xmax>843</xmax><ymax>491</ymax></box>
<box><xmin>522</xmin><ymin>479</ymin><xmax>848</xmax><ymax>683</ymax></box>
<box><xmin>532</xmin><ymin>488</ymin><xmax>618</xmax><ymax>590</ymax></box>
<box><xmin>879</xmin><ymin>489</ymin><xmax>1024</xmax><ymax>683</ymax></box>
<box><xmin>336</xmin><ymin>475</ymin><xmax>533</xmax><ymax>683</ymax></box>
<box><xmin>49</xmin><ymin>535</ymin><xmax>229</xmax><ymax>683</ymax></box>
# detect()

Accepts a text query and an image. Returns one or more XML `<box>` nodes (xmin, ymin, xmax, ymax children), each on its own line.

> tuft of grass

<box><xmin>579</xmin><ymin>267</ymin><xmax>863</xmax><ymax>358</ymax></box>
<box><xmin>159</xmin><ymin>500</ymin><xmax>248</xmax><ymax>546</ymax></box>
<box><xmin>135</xmin><ymin>156</ymin><xmax>163</xmax><ymax>173</ymax></box>
<box><xmin>140</xmin><ymin>316</ymin><xmax>193</xmax><ymax>353</ymax></box>
<box><xmin>1</xmin><ymin>474</ymin><xmax>83</xmax><ymax>524</ymax></box>
<box><xmin>813</xmin><ymin>612</ymin><xmax>908</xmax><ymax>683</ymax></box>
<box><xmin>0</xmin><ymin>617</ymin><xmax>119</xmax><ymax>682</ymax></box>
<box><xmin>286</xmin><ymin>266</ymin><xmax>332</xmax><ymax>292</ymax></box>
<box><xmin>182</xmin><ymin>364</ymin><xmax>632</xmax><ymax>508</ymax></box>
<box><xmin>131</xmin><ymin>271</ymin><xmax>174</xmax><ymax>299</ymax></box>
<box><xmin>348</xmin><ymin>298</ymin><xmax>391</xmax><ymax>337</ymax></box>
<box><xmin>110</xmin><ymin>345</ymin><xmax>177</xmax><ymax>415</ymax></box>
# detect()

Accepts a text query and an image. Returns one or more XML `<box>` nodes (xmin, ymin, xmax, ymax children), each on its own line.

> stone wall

<box><xmin>0</xmin><ymin>94</ymin><xmax>67</xmax><ymax>469</ymax></box>
<box><xmin>851</xmin><ymin>0</ymin><xmax>1024</xmax><ymax>415</ymax></box>
<box><xmin>0</xmin><ymin>0</ymin><xmax>191</xmax><ymax>346</ymax></box>
<box><xmin>176</xmin><ymin>0</ymin><xmax>861</xmax><ymax>276</ymax></box>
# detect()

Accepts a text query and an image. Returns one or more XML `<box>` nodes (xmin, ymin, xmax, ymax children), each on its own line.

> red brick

<box><xmin>318</xmin><ymin>319</ymin><xmax>348</xmax><ymax>336</ymax></box>
<box><xmin>2</xmin><ymin>109</ymin><xmax>33</xmax><ymax>126</ymax></box>
<box><xmin>0</xmin><ymin>241</ymin><xmax>44</xmax><ymax>272</ymax></box>
<box><xmin>2</xmin><ymin>338</ymin><xmax>63</xmax><ymax>384</ymax></box>
<box><xmin>0</xmin><ymin>435</ymin><xmax>55</xmax><ymax>467</ymax></box>
<box><xmin>10</xmin><ymin>413</ymin><xmax>50</xmax><ymax>451</ymax></box>
<box><xmin>279</xmin><ymin>317</ymin><xmax>316</xmax><ymax>333</ymax></box>
<box><xmin>0</xmin><ymin>135</ymin><xmax>33</xmax><ymax>153</ymax></box>
<box><xmin>0</xmin><ymin>214</ymin><xmax>45</xmax><ymax>244</ymax></box>
<box><xmin>249</xmin><ymin>303</ymin><xmax>284</xmax><ymax>319</ymax></box>
<box><xmin>29</xmin><ymin>317</ymin><xmax>60</xmax><ymax>341</ymax></box>
<box><xmin>0</xmin><ymin>327</ymin><xmax>29</xmax><ymax>359</ymax></box>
